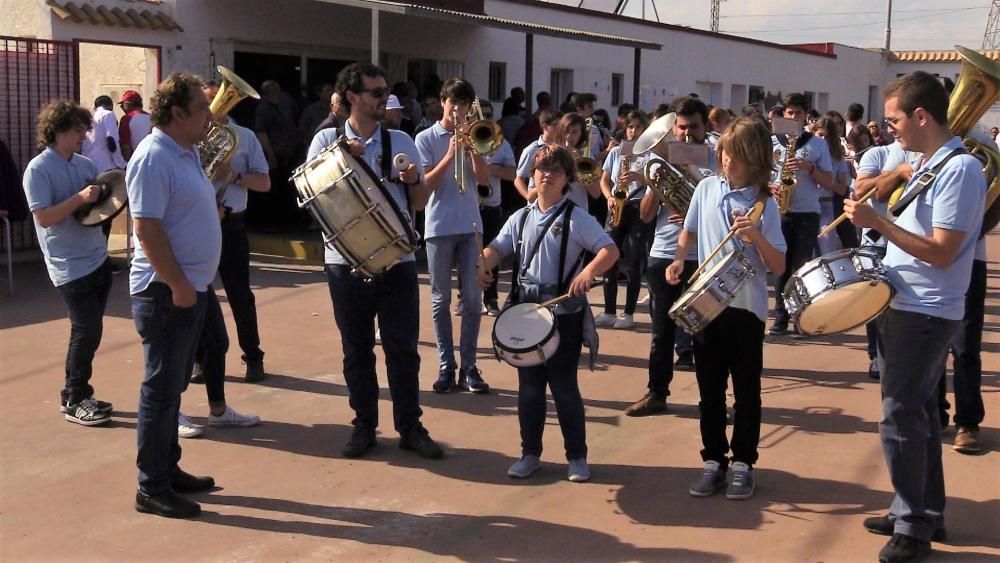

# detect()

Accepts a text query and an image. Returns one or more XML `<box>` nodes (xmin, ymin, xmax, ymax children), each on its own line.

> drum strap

<box><xmin>337</xmin><ymin>125</ymin><xmax>414</xmax><ymax>219</ymax></box>
<box><xmin>868</xmin><ymin>148</ymin><xmax>968</xmax><ymax>243</ymax></box>
<box><xmin>509</xmin><ymin>200</ymin><xmax>574</xmax><ymax>303</ymax></box>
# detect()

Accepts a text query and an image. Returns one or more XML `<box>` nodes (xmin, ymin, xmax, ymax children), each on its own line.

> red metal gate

<box><xmin>0</xmin><ymin>36</ymin><xmax>79</xmax><ymax>251</ymax></box>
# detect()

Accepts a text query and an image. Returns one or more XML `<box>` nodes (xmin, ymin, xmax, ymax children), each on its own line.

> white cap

<box><xmin>385</xmin><ymin>95</ymin><xmax>403</xmax><ymax>110</ymax></box>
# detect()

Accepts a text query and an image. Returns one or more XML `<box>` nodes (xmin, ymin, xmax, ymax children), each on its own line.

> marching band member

<box><xmin>476</xmin><ymin>100</ymin><xmax>516</xmax><ymax>317</ymax></box>
<box><xmin>812</xmin><ymin>117</ymin><xmax>851</xmax><ymax>255</ymax></box>
<box><xmin>477</xmin><ymin>144</ymin><xmax>618</xmax><ymax>483</ymax></box>
<box><xmin>128</xmin><ymin>72</ymin><xmax>220</xmax><ymax>518</ymax></box>
<box><xmin>596</xmin><ymin>110</ymin><xmax>652</xmax><ymax>330</ymax></box>
<box><xmin>415</xmin><ymin>78</ymin><xmax>492</xmax><ymax>395</ymax></box>
<box><xmin>550</xmin><ymin>112</ymin><xmax>602</xmax><ymax>208</ymax></box>
<box><xmin>768</xmin><ymin>93</ymin><xmax>834</xmax><ymax>336</ymax></box>
<box><xmin>23</xmin><ymin>100</ymin><xmax>114</xmax><ymax>427</ymax></box>
<box><xmin>625</xmin><ymin>100</ymin><xmax>717</xmax><ymax>416</ymax></box>
<box><xmin>309</xmin><ymin>63</ymin><xmax>442</xmax><ymax>460</ymax></box>
<box><xmin>513</xmin><ymin>108</ymin><xmax>562</xmax><ymax>201</ymax></box>
<box><xmin>845</xmin><ymin>72</ymin><xmax>985</xmax><ymax>563</ymax></box>
<box><xmin>667</xmin><ymin>116</ymin><xmax>786</xmax><ymax>501</ymax></box>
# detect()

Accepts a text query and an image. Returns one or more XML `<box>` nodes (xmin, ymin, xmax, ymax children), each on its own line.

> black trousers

<box><xmin>693</xmin><ymin>307</ymin><xmax>765</xmax><ymax>469</ymax></box>
<box><xmin>55</xmin><ymin>259</ymin><xmax>112</xmax><ymax>405</ymax></box>
<box><xmin>773</xmin><ymin>212</ymin><xmax>819</xmax><ymax>324</ymax></box>
<box><xmin>645</xmin><ymin>258</ymin><xmax>697</xmax><ymax>396</ymax></box>
<box><xmin>480</xmin><ymin>204</ymin><xmax>504</xmax><ymax>304</ymax></box>
<box><xmin>603</xmin><ymin>201</ymin><xmax>650</xmax><ymax>316</ymax></box>
<box><xmin>937</xmin><ymin>258</ymin><xmax>987</xmax><ymax>429</ymax></box>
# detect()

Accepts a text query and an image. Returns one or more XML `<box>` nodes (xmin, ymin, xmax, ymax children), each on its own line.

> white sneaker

<box><xmin>636</xmin><ymin>293</ymin><xmax>651</xmax><ymax>306</ymax></box>
<box><xmin>594</xmin><ymin>312</ymin><xmax>616</xmax><ymax>327</ymax></box>
<box><xmin>375</xmin><ymin>328</ymin><xmax>382</xmax><ymax>345</ymax></box>
<box><xmin>208</xmin><ymin>405</ymin><xmax>261</xmax><ymax>427</ymax></box>
<box><xmin>178</xmin><ymin>412</ymin><xmax>203</xmax><ymax>439</ymax></box>
<box><xmin>613</xmin><ymin>314</ymin><xmax>634</xmax><ymax>329</ymax></box>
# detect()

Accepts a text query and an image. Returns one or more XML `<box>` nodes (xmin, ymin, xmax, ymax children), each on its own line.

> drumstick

<box><xmin>688</xmin><ymin>208</ymin><xmax>754</xmax><ymax>282</ymax></box>
<box><xmin>539</xmin><ymin>294</ymin><xmax>572</xmax><ymax>308</ymax></box>
<box><xmin>817</xmin><ymin>189</ymin><xmax>877</xmax><ymax>239</ymax></box>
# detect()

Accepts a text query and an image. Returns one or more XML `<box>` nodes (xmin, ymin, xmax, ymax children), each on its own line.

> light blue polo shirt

<box><xmin>415</xmin><ymin>122</ymin><xmax>482</xmax><ymax>239</ymax></box>
<box><xmin>310</xmin><ymin>122</ymin><xmax>424</xmax><ymax>265</ymax></box>
<box><xmin>127</xmin><ymin>128</ymin><xmax>222</xmax><ymax>294</ymax></box>
<box><xmin>771</xmin><ymin>134</ymin><xmax>833</xmax><ymax>214</ymax></box>
<box><xmin>490</xmin><ymin>196</ymin><xmax>612</xmax><ymax>288</ymax></box>
<box><xmin>517</xmin><ymin>137</ymin><xmax>592</xmax><ymax>210</ymax></box>
<box><xmin>683</xmin><ymin>175</ymin><xmax>786</xmax><ymax>322</ymax></box>
<box><xmin>23</xmin><ymin>148</ymin><xmax>108</xmax><ymax>286</ymax></box>
<box><xmin>483</xmin><ymin>139</ymin><xmax>515</xmax><ymax>208</ymax></box>
<box><xmin>646</xmin><ymin>146</ymin><xmax>716</xmax><ymax>262</ymax></box>
<box><xmin>884</xmin><ymin>136</ymin><xmax>985</xmax><ymax>320</ymax></box>
<box><xmin>602</xmin><ymin>145</ymin><xmax>656</xmax><ymax>200</ymax></box>
<box><xmin>217</xmin><ymin>123</ymin><xmax>269</xmax><ymax>214</ymax></box>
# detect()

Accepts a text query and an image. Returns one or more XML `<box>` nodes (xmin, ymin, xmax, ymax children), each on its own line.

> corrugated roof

<box><xmin>47</xmin><ymin>0</ymin><xmax>183</xmax><ymax>32</ymax></box>
<box><xmin>892</xmin><ymin>49</ymin><xmax>1000</xmax><ymax>63</ymax></box>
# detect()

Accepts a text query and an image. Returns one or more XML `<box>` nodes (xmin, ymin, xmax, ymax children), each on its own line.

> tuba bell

<box><xmin>199</xmin><ymin>66</ymin><xmax>260</xmax><ymax>182</ymax></box>
<box><xmin>633</xmin><ymin>112</ymin><xmax>703</xmax><ymax>214</ymax></box>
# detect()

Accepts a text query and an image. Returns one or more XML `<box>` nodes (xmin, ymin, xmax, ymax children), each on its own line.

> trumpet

<box><xmin>454</xmin><ymin>98</ymin><xmax>504</xmax><ymax>193</ymax></box>
<box><xmin>575</xmin><ymin>117</ymin><xmax>600</xmax><ymax>185</ymax></box>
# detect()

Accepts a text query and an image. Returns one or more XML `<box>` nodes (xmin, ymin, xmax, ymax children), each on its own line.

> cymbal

<box><xmin>75</xmin><ymin>169</ymin><xmax>128</xmax><ymax>227</ymax></box>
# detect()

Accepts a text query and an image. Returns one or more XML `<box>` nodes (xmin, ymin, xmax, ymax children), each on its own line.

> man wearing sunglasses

<box><xmin>844</xmin><ymin>71</ymin><xmax>986</xmax><ymax>563</ymax></box>
<box><xmin>308</xmin><ymin>63</ymin><xmax>442</xmax><ymax>461</ymax></box>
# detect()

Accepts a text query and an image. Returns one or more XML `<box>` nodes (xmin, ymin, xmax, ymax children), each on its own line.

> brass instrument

<box><xmin>633</xmin><ymin>113</ymin><xmax>703</xmax><ymax>214</ymax></box>
<box><xmin>574</xmin><ymin>117</ymin><xmax>600</xmax><ymax>185</ymax></box>
<box><xmin>776</xmin><ymin>134</ymin><xmax>799</xmax><ymax>215</ymax></box>
<box><xmin>608</xmin><ymin>146</ymin><xmax>632</xmax><ymax>228</ymax></box>
<box><xmin>454</xmin><ymin>98</ymin><xmax>504</xmax><ymax>195</ymax></box>
<box><xmin>887</xmin><ymin>46</ymin><xmax>1000</xmax><ymax>233</ymax></box>
<box><xmin>199</xmin><ymin>66</ymin><xmax>260</xmax><ymax>182</ymax></box>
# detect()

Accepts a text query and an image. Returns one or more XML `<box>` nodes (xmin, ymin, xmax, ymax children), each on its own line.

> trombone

<box><xmin>454</xmin><ymin>98</ymin><xmax>504</xmax><ymax>193</ymax></box>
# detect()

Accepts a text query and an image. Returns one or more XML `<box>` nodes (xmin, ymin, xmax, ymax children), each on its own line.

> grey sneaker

<box><xmin>507</xmin><ymin>455</ymin><xmax>542</xmax><ymax>478</ymax></box>
<box><xmin>689</xmin><ymin>460</ymin><xmax>726</xmax><ymax>497</ymax></box>
<box><xmin>568</xmin><ymin>458</ymin><xmax>591</xmax><ymax>482</ymax></box>
<box><xmin>726</xmin><ymin>461</ymin><xmax>756</xmax><ymax>500</ymax></box>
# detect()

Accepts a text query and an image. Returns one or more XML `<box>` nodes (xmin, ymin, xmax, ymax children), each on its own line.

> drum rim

<box><xmin>792</xmin><ymin>282</ymin><xmax>894</xmax><ymax>336</ymax></box>
<box><xmin>492</xmin><ymin>304</ymin><xmax>559</xmax><ymax>353</ymax></box>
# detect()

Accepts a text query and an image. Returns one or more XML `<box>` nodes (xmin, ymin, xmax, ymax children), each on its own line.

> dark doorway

<box><xmin>304</xmin><ymin>58</ymin><xmax>353</xmax><ymax>105</ymax></box>
<box><xmin>231</xmin><ymin>51</ymin><xmax>301</xmax><ymax>129</ymax></box>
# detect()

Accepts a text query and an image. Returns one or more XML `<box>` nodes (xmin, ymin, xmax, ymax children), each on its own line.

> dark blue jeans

<box><xmin>937</xmin><ymin>259</ymin><xmax>986</xmax><ymax>429</ymax></box>
<box><xmin>773</xmin><ymin>212</ymin><xmax>819</xmax><ymax>324</ymax></box>
<box><xmin>132</xmin><ymin>283</ymin><xmax>208</xmax><ymax>495</ymax></box>
<box><xmin>55</xmin><ymin>259</ymin><xmax>112</xmax><ymax>405</ymax></box>
<box><xmin>217</xmin><ymin>212</ymin><xmax>263</xmax><ymax>362</ymax></box>
<box><xmin>517</xmin><ymin>311</ymin><xmax>587</xmax><ymax>460</ymax></box>
<box><xmin>693</xmin><ymin>307</ymin><xmax>764</xmax><ymax>469</ymax></box>
<box><xmin>645</xmin><ymin>258</ymin><xmax>697</xmax><ymax>396</ymax></box>
<box><xmin>604</xmin><ymin>201</ymin><xmax>651</xmax><ymax>316</ymax></box>
<box><xmin>877</xmin><ymin>308</ymin><xmax>958</xmax><ymax>541</ymax></box>
<box><xmin>326</xmin><ymin>261</ymin><xmax>423</xmax><ymax>434</ymax></box>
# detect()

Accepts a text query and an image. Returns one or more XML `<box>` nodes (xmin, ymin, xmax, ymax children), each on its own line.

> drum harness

<box><xmin>867</xmin><ymin>147</ymin><xmax>969</xmax><ymax>244</ymax></box>
<box><xmin>506</xmin><ymin>199</ymin><xmax>582</xmax><ymax>311</ymax></box>
<box><xmin>336</xmin><ymin>126</ymin><xmax>414</xmax><ymax>219</ymax></box>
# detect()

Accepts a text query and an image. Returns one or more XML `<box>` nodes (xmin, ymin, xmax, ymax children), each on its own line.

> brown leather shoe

<box><xmin>624</xmin><ymin>392</ymin><xmax>667</xmax><ymax>417</ymax></box>
<box><xmin>953</xmin><ymin>426</ymin><xmax>981</xmax><ymax>454</ymax></box>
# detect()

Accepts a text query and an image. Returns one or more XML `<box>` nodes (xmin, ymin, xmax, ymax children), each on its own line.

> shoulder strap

<box><xmin>889</xmin><ymin>148</ymin><xmax>967</xmax><ymax>218</ymax></box>
<box><xmin>380</xmin><ymin>127</ymin><xmax>392</xmax><ymax>179</ymax></box>
<box><xmin>795</xmin><ymin>131</ymin><xmax>813</xmax><ymax>150</ymax></box>
<box><xmin>557</xmin><ymin>203</ymin><xmax>576</xmax><ymax>293</ymax></box>
<box><xmin>520</xmin><ymin>200</ymin><xmax>572</xmax><ymax>277</ymax></box>
<box><xmin>509</xmin><ymin>208</ymin><xmax>533</xmax><ymax>298</ymax></box>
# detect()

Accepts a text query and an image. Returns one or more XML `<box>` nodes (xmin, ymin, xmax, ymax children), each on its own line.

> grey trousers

<box><xmin>876</xmin><ymin>308</ymin><xmax>959</xmax><ymax>541</ymax></box>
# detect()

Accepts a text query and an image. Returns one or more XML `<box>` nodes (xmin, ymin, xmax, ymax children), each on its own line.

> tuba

<box><xmin>887</xmin><ymin>46</ymin><xmax>1000</xmax><ymax>233</ymax></box>
<box><xmin>574</xmin><ymin>117</ymin><xmax>601</xmax><ymax>185</ymax></box>
<box><xmin>199</xmin><ymin>66</ymin><xmax>260</xmax><ymax>182</ymax></box>
<box><xmin>455</xmin><ymin>98</ymin><xmax>504</xmax><ymax>196</ymax></box>
<box><xmin>633</xmin><ymin>113</ymin><xmax>703</xmax><ymax>214</ymax></box>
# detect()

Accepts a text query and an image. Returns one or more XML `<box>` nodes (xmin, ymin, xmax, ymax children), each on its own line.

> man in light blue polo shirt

<box><xmin>23</xmin><ymin>100</ymin><xmax>114</xmax><ymax>427</ymax></box>
<box><xmin>845</xmin><ymin>72</ymin><xmax>986</xmax><ymax>562</ymax></box>
<box><xmin>768</xmin><ymin>93</ymin><xmax>834</xmax><ymax>336</ymax></box>
<box><xmin>415</xmin><ymin>78</ymin><xmax>492</xmax><ymax>395</ymax></box>
<box><xmin>513</xmin><ymin>108</ymin><xmax>562</xmax><ymax>202</ymax></box>
<box><xmin>127</xmin><ymin>72</ymin><xmax>222</xmax><ymax>519</ymax></box>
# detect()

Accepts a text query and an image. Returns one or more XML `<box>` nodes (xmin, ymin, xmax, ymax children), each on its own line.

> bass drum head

<box><xmin>493</xmin><ymin>303</ymin><xmax>556</xmax><ymax>352</ymax></box>
<box><xmin>795</xmin><ymin>281</ymin><xmax>893</xmax><ymax>335</ymax></box>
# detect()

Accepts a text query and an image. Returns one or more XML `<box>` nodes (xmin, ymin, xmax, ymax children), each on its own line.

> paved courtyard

<box><xmin>2</xmin><ymin>234</ymin><xmax>998</xmax><ymax>562</ymax></box>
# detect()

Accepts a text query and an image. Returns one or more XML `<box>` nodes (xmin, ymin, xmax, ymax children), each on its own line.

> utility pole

<box><xmin>711</xmin><ymin>0</ymin><xmax>721</xmax><ymax>33</ymax></box>
<box><xmin>985</xmin><ymin>1</ymin><xmax>1000</xmax><ymax>49</ymax></box>
<box><xmin>884</xmin><ymin>0</ymin><xmax>892</xmax><ymax>51</ymax></box>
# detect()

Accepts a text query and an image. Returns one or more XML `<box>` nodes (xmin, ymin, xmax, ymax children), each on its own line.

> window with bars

<box><xmin>488</xmin><ymin>61</ymin><xmax>506</xmax><ymax>102</ymax></box>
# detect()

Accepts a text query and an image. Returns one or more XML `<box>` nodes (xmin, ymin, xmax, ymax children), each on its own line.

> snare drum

<box><xmin>669</xmin><ymin>249</ymin><xmax>756</xmax><ymax>334</ymax></box>
<box><xmin>492</xmin><ymin>303</ymin><xmax>561</xmax><ymax>367</ymax></box>
<box><xmin>291</xmin><ymin>143</ymin><xmax>418</xmax><ymax>278</ymax></box>
<box><xmin>783</xmin><ymin>247</ymin><xmax>893</xmax><ymax>336</ymax></box>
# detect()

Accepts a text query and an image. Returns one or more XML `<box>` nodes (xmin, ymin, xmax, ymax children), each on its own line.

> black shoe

<box><xmin>864</xmin><ymin>515</ymin><xmax>946</xmax><ymax>542</ymax></box>
<box><xmin>342</xmin><ymin>427</ymin><xmax>377</xmax><ymax>458</ymax></box>
<box><xmin>63</xmin><ymin>398</ymin><xmax>112</xmax><ymax>426</ymax></box>
<box><xmin>135</xmin><ymin>488</ymin><xmax>201</xmax><ymax>518</ymax></box>
<box><xmin>674</xmin><ymin>353</ymin><xmax>695</xmax><ymax>371</ymax></box>
<box><xmin>190</xmin><ymin>362</ymin><xmax>205</xmax><ymax>384</ymax></box>
<box><xmin>767</xmin><ymin>321</ymin><xmax>788</xmax><ymax>336</ymax></box>
<box><xmin>244</xmin><ymin>355</ymin><xmax>265</xmax><ymax>383</ymax></box>
<box><xmin>111</xmin><ymin>263</ymin><xmax>123</xmax><ymax>275</ymax></box>
<box><xmin>485</xmin><ymin>301</ymin><xmax>501</xmax><ymax>317</ymax></box>
<box><xmin>878</xmin><ymin>533</ymin><xmax>932</xmax><ymax>563</ymax></box>
<box><xmin>61</xmin><ymin>398</ymin><xmax>113</xmax><ymax>414</ymax></box>
<box><xmin>459</xmin><ymin>366</ymin><xmax>490</xmax><ymax>394</ymax></box>
<box><xmin>170</xmin><ymin>468</ymin><xmax>216</xmax><ymax>493</ymax></box>
<box><xmin>868</xmin><ymin>358</ymin><xmax>881</xmax><ymax>380</ymax></box>
<box><xmin>399</xmin><ymin>424</ymin><xmax>444</xmax><ymax>459</ymax></box>
<box><xmin>433</xmin><ymin>368</ymin><xmax>456</xmax><ymax>393</ymax></box>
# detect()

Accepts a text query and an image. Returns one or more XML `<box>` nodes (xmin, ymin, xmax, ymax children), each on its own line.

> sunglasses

<box><xmin>358</xmin><ymin>87</ymin><xmax>389</xmax><ymax>98</ymax></box>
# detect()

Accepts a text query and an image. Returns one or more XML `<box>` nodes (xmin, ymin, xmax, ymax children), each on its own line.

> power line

<box><xmin>720</xmin><ymin>5</ymin><xmax>988</xmax><ymax>18</ymax></box>
<box><xmin>721</xmin><ymin>6</ymin><xmax>984</xmax><ymax>33</ymax></box>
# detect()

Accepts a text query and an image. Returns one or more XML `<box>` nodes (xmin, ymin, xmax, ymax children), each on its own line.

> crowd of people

<box><xmin>18</xmin><ymin>58</ymin><xmax>995</xmax><ymax>563</ymax></box>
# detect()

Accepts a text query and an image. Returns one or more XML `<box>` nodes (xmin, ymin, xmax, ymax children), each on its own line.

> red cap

<box><xmin>119</xmin><ymin>90</ymin><xmax>142</xmax><ymax>104</ymax></box>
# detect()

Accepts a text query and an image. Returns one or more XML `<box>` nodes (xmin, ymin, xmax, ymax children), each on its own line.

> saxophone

<box><xmin>608</xmin><ymin>149</ymin><xmax>632</xmax><ymax>228</ymax></box>
<box><xmin>776</xmin><ymin>134</ymin><xmax>798</xmax><ymax>215</ymax></box>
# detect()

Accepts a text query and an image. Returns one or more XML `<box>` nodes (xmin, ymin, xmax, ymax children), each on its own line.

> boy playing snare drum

<box><xmin>478</xmin><ymin>144</ymin><xmax>619</xmax><ymax>482</ymax></box>
<box><xmin>666</xmin><ymin>117</ymin><xmax>786</xmax><ymax>500</ymax></box>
